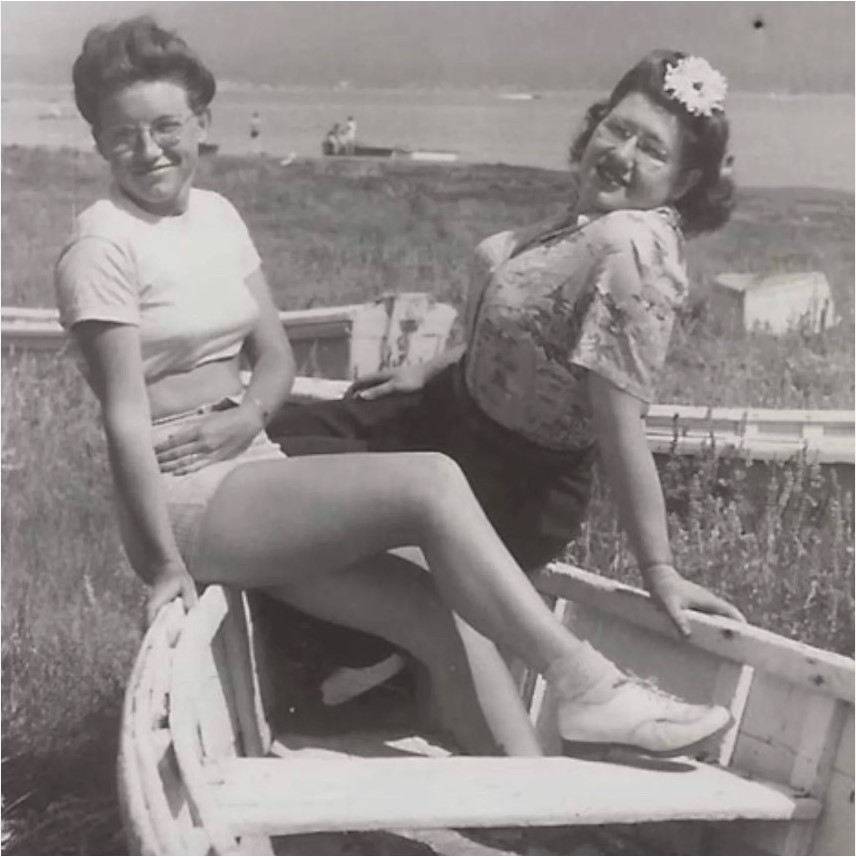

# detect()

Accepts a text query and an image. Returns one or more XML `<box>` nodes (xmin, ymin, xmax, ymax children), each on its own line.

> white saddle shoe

<box><xmin>557</xmin><ymin>675</ymin><xmax>733</xmax><ymax>758</ymax></box>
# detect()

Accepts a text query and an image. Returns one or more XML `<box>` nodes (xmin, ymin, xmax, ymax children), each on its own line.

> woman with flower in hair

<box><xmin>56</xmin><ymin>19</ymin><xmax>738</xmax><ymax>761</ymax></box>
<box><xmin>271</xmin><ymin>47</ymin><xmax>745</xmax><ymax>716</ymax></box>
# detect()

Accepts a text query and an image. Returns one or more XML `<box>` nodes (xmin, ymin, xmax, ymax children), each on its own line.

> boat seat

<box><xmin>204</xmin><ymin>727</ymin><xmax>818</xmax><ymax>839</ymax></box>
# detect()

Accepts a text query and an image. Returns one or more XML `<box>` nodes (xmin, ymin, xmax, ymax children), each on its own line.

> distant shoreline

<box><xmin>3</xmin><ymin>88</ymin><xmax>853</xmax><ymax>192</ymax></box>
<box><xmin>3</xmin><ymin>80</ymin><xmax>855</xmax><ymax>99</ymax></box>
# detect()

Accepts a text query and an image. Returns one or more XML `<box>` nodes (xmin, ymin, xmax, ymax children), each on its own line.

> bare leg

<box><xmin>395</xmin><ymin>547</ymin><xmax>542</xmax><ymax>757</ymax></box>
<box><xmin>451</xmin><ymin>616</ymin><xmax>543</xmax><ymax>756</ymax></box>
<box><xmin>195</xmin><ymin>452</ymin><xmax>581</xmax><ymax>673</ymax></box>
<box><xmin>196</xmin><ymin>452</ymin><xmax>732</xmax><ymax>758</ymax></box>
<box><xmin>269</xmin><ymin>552</ymin><xmax>540</xmax><ymax>756</ymax></box>
<box><xmin>270</xmin><ymin>550</ymin><xmax>542</xmax><ymax>756</ymax></box>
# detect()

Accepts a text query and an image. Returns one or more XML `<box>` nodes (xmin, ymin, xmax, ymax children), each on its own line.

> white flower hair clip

<box><xmin>663</xmin><ymin>56</ymin><xmax>728</xmax><ymax>117</ymax></box>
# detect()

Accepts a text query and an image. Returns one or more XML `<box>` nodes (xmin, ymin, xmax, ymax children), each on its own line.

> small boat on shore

<box><xmin>321</xmin><ymin>142</ymin><xmax>459</xmax><ymax>163</ymax></box>
<box><xmin>498</xmin><ymin>92</ymin><xmax>542</xmax><ymax>101</ymax></box>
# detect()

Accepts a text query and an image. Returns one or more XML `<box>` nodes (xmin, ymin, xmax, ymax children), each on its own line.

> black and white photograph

<box><xmin>1</xmin><ymin>2</ymin><xmax>853</xmax><ymax>854</ymax></box>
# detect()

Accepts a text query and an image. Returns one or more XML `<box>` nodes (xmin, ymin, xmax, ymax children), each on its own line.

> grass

<box><xmin>2</xmin><ymin>353</ymin><xmax>143</xmax><ymax>855</ymax></box>
<box><xmin>3</xmin><ymin>145</ymin><xmax>854</xmax><ymax>408</ymax></box>
<box><xmin>1</xmin><ymin>145</ymin><xmax>854</xmax><ymax>854</ymax></box>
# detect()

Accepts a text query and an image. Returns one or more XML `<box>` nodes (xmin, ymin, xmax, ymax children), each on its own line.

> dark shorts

<box><xmin>267</xmin><ymin>363</ymin><xmax>596</xmax><ymax>572</ymax></box>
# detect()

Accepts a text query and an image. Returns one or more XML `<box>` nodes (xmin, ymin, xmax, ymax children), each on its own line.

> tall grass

<box><xmin>2</xmin><ymin>353</ymin><xmax>143</xmax><ymax>854</ymax></box>
<box><xmin>1</xmin><ymin>146</ymin><xmax>854</xmax><ymax>853</ymax></box>
<box><xmin>2</xmin><ymin>356</ymin><xmax>142</xmax><ymax>762</ymax></box>
<box><xmin>572</xmin><ymin>450</ymin><xmax>854</xmax><ymax>654</ymax></box>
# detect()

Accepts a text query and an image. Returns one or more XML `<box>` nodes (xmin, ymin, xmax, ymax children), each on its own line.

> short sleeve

<box><xmin>476</xmin><ymin>230</ymin><xmax>517</xmax><ymax>272</ymax></box>
<box><xmin>54</xmin><ymin>236</ymin><xmax>139</xmax><ymax>330</ymax></box>
<box><xmin>568</xmin><ymin>210</ymin><xmax>687</xmax><ymax>402</ymax></box>
<box><xmin>215</xmin><ymin>195</ymin><xmax>261</xmax><ymax>278</ymax></box>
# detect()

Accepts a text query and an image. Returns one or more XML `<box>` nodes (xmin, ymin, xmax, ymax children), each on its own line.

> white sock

<box><xmin>545</xmin><ymin>642</ymin><xmax>623</xmax><ymax>701</ymax></box>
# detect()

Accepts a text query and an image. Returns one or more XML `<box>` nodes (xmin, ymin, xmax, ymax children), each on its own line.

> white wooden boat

<box><xmin>110</xmin><ymin>294</ymin><xmax>854</xmax><ymax>855</ymax></box>
<box><xmin>117</xmin><ymin>565</ymin><xmax>854</xmax><ymax>855</ymax></box>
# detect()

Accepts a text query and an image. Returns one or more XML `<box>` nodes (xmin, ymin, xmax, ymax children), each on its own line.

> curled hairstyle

<box><xmin>73</xmin><ymin>16</ymin><xmax>216</xmax><ymax>128</ymax></box>
<box><xmin>569</xmin><ymin>49</ymin><xmax>735</xmax><ymax>236</ymax></box>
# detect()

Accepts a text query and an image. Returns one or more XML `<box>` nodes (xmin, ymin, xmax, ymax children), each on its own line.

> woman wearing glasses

<box><xmin>56</xmin><ymin>17</ymin><xmax>738</xmax><ymax>760</ymax></box>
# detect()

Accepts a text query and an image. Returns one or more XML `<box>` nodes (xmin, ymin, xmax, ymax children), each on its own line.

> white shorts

<box><xmin>118</xmin><ymin>399</ymin><xmax>287</xmax><ymax>573</ymax></box>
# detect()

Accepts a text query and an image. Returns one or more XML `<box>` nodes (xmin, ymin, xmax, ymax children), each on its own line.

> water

<box><xmin>2</xmin><ymin>83</ymin><xmax>853</xmax><ymax>191</ymax></box>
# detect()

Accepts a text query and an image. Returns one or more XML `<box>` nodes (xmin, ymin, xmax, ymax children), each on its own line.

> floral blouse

<box><xmin>463</xmin><ymin>207</ymin><xmax>688</xmax><ymax>451</ymax></box>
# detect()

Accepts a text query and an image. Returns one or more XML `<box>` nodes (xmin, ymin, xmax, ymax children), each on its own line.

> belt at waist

<box><xmin>150</xmin><ymin>396</ymin><xmax>241</xmax><ymax>447</ymax></box>
<box><xmin>152</xmin><ymin>395</ymin><xmax>239</xmax><ymax>427</ymax></box>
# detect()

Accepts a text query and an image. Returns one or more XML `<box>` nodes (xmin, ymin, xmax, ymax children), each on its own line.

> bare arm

<box><xmin>74</xmin><ymin>321</ymin><xmax>196</xmax><ymax>624</ymax></box>
<box><xmin>587</xmin><ymin>372</ymin><xmax>672</xmax><ymax>569</ymax></box>
<box><xmin>588</xmin><ymin>372</ymin><xmax>745</xmax><ymax>635</ymax></box>
<box><xmin>239</xmin><ymin>268</ymin><xmax>297</xmax><ymax>424</ymax></box>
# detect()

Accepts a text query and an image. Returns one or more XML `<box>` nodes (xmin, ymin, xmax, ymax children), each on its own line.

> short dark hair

<box><xmin>72</xmin><ymin>16</ymin><xmax>216</xmax><ymax>127</ymax></box>
<box><xmin>569</xmin><ymin>49</ymin><xmax>735</xmax><ymax>236</ymax></box>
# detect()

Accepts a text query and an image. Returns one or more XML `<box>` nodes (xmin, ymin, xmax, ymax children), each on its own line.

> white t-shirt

<box><xmin>55</xmin><ymin>187</ymin><xmax>261</xmax><ymax>382</ymax></box>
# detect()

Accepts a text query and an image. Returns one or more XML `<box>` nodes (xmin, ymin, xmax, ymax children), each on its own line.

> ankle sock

<box><xmin>545</xmin><ymin>642</ymin><xmax>623</xmax><ymax>700</ymax></box>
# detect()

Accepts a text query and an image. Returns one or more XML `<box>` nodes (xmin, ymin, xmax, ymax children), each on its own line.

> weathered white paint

<box><xmin>712</xmin><ymin>271</ymin><xmax>838</xmax><ymax>334</ymax></box>
<box><xmin>205</xmin><ymin>754</ymin><xmax>817</xmax><ymax>837</ymax></box>
<box><xmin>118</xmin><ymin>601</ymin><xmax>204</xmax><ymax>856</ymax></box>
<box><xmin>810</xmin><ymin>707</ymin><xmax>856</xmax><ymax>856</ymax></box>
<box><xmin>535</xmin><ymin>563</ymin><xmax>856</xmax><ymax>704</ymax></box>
<box><xmin>730</xmin><ymin>672</ymin><xmax>852</xmax><ymax>855</ymax></box>
<box><xmin>220</xmin><ymin>589</ymin><xmax>269</xmax><ymax>757</ymax></box>
<box><xmin>168</xmin><ymin>588</ymin><xmax>240</xmax><ymax>854</ymax></box>
<box><xmin>645</xmin><ymin>403</ymin><xmax>854</xmax><ymax>464</ymax></box>
<box><xmin>119</xmin><ymin>579</ymin><xmax>854</xmax><ymax>855</ymax></box>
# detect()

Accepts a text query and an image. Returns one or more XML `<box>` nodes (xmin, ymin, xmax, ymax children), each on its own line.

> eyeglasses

<box><xmin>99</xmin><ymin>113</ymin><xmax>198</xmax><ymax>155</ymax></box>
<box><xmin>598</xmin><ymin>117</ymin><xmax>672</xmax><ymax>171</ymax></box>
